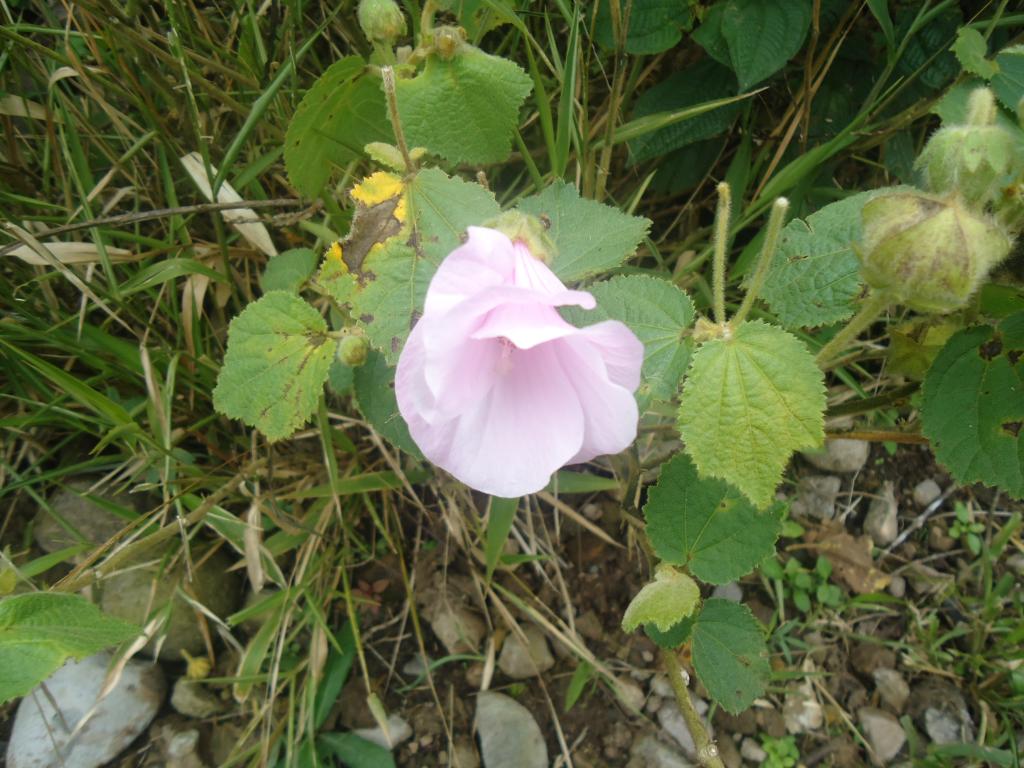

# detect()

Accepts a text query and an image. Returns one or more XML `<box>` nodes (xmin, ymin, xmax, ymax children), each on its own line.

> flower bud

<box><xmin>916</xmin><ymin>88</ymin><xmax>1018</xmax><ymax>208</ymax></box>
<box><xmin>485</xmin><ymin>210</ymin><xmax>557</xmax><ymax>264</ymax></box>
<box><xmin>859</xmin><ymin>191</ymin><xmax>1013</xmax><ymax>313</ymax></box>
<box><xmin>337</xmin><ymin>335</ymin><xmax>369</xmax><ymax>367</ymax></box>
<box><xmin>357</xmin><ymin>0</ymin><xmax>406</xmax><ymax>46</ymax></box>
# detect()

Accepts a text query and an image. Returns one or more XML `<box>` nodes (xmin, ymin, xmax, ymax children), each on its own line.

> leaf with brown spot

<box><xmin>806</xmin><ymin>524</ymin><xmax>891</xmax><ymax>594</ymax></box>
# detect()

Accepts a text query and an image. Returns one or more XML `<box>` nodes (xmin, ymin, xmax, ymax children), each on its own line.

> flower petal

<box><xmin>408</xmin><ymin>343</ymin><xmax>585</xmax><ymax>497</ymax></box>
<box><xmin>575</xmin><ymin>320</ymin><xmax>644</xmax><ymax>392</ymax></box>
<box><xmin>423</xmin><ymin>227</ymin><xmax>516</xmax><ymax>316</ymax></box>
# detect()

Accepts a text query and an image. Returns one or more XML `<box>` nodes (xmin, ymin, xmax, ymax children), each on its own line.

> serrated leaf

<box><xmin>406</xmin><ymin>168</ymin><xmax>500</xmax><ymax>265</ymax></box>
<box><xmin>691</xmin><ymin>598</ymin><xmax>769</xmax><ymax>713</ymax></box>
<box><xmin>951</xmin><ymin>28</ymin><xmax>998</xmax><ymax>79</ymax></box>
<box><xmin>622</xmin><ymin>566</ymin><xmax>701</xmax><ymax>633</ymax></box>
<box><xmin>213</xmin><ymin>292</ymin><xmax>335</xmax><ymax>441</ymax></box>
<box><xmin>921</xmin><ymin>313</ymin><xmax>1024</xmax><ymax>499</ymax></box>
<box><xmin>760</xmin><ymin>190</ymin><xmax>882</xmax><ymax>329</ymax></box>
<box><xmin>720</xmin><ymin>0</ymin><xmax>812</xmax><ymax>90</ymax></box>
<box><xmin>595</xmin><ymin>0</ymin><xmax>694</xmax><ymax>54</ymax></box>
<box><xmin>396</xmin><ymin>44</ymin><xmax>532</xmax><ymax>165</ymax></box>
<box><xmin>644</xmin><ymin>615</ymin><xmax>695</xmax><ymax>649</ymax></box>
<box><xmin>628</xmin><ymin>60</ymin><xmax>740</xmax><ymax>164</ymax></box>
<box><xmin>284</xmin><ymin>57</ymin><xmax>392</xmax><ymax>197</ymax></box>
<box><xmin>0</xmin><ymin>593</ymin><xmax>139</xmax><ymax>704</ymax></box>
<box><xmin>678</xmin><ymin>321</ymin><xmax>825</xmax><ymax>507</ymax></box>
<box><xmin>516</xmin><ymin>182</ymin><xmax>650</xmax><ymax>282</ymax></box>
<box><xmin>261</xmin><ymin>248</ymin><xmax>318</xmax><ymax>294</ymax></box>
<box><xmin>353</xmin><ymin>350</ymin><xmax>421</xmax><ymax>456</ymax></box>
<box><xmin>562</xmin><ymin>275</ymin><xmax>694</xmax><ymax>407</ymax></box>
<box><xmin>644</xmin><ymin>453</ymin><xmax>782</xmax><ymax>584</ymax></box>
<box><xmin>352</xmin><ymin>241</ymin><xmax>432</xmax><ymax>364</ymax></box>
<box><xmin>991</xmin><ymin>45</ymin><xmax>1024</xmax><ymax>111</ymax></box>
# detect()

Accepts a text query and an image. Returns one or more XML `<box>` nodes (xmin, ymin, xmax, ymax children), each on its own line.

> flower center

<box><xmin>496</xmin><ymin>336</ymin><xmax>515</xmax><ymax>374</ymax></box>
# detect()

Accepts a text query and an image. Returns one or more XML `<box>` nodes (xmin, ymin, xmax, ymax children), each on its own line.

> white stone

<box><xmin>802</xmin><ymin>439</ymin><xmax>869</xmax><ymax>474</ymax></box>
<box><xmin>711</xmin><ymin>582</ymin><xmax>743</xmax><ymax>602</ymax></box>
<box><xmin>657</xmin><ymin>697</ymin><xmax>710</xmax><ymax>762</ymax></box>
<box><xmin>740</xmin><ymin>737</ymin><xmax>767</xmax><ymax>764</ymax></box>
<box><xmin>873</xmin><ymin>668</ymin><xmax>910</xmax><ymax>713</ymax></box>
<box><xmin>171</xmin><ymin>679</ymin><xmax>223</xmax><ymax>719</ymax></box>
<box><xmin>628</xmin><ymin>734</ymin><xmax>695</xmax><ymax>768</ymax></box>
<box><xmin>865</xmin><ymin>482</ymin><xmax>899</xmax><ymax>546</ymax></box>
<box><xmin>352</xmin><ymin>714</ymin><xmax>412</xmax><ymax>750</ymax></box>
<box><xmin>858</xmin><ymin>706</ymin><xmax>906</xmax><ymax>765</ymax></box>
<box><xmin>912</xmin><ymin>479</ymin><xmax>942</xmax><ymax>507</ymax></box>
<box><xmin>791</xmin><ymin>475</ymin><xmax>842</xmax><ymax>520</ymax></box>
<box><xmin>475</xmin><ymin>691</ymin><xmax>547</xmax><ymax>768</ymax></box>
<box><xmin>7</xmin><ymin>653</ymin><xmax>165</xmax><ymax>768</ymax></box>
<box><xmin>497</xmin><ymin>625</ymin><xmax>554</xmax><ymax>679</ymax></box>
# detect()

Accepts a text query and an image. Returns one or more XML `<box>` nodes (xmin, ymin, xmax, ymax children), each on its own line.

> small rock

<box><xmin>716</xmin><ymin>735</ymin><xmax>742</xmax><ymax>768</ymax></box>
<box><xmin>715</xmin><ymin>708</ymin><xmax>757</xmax><ymax>736</ymax></box>
<box><xmin>614</xmin><ymin>677</ymin><xmax>646</xmax><ymax>712</ymax></box>
<box><xmin>1007</xmin><ymin>553</ymin><xmax>1024</xmax><ymax>575</ymax></box>
<box><xmin>858</xmin><ymin>707</ymin><xmax>906</xmax><ymax>765</ymax></box>
<box><xmin>7</xmin><ymin>653</ymin><xmax>165</xmax><ymax>768</ymax></box>
<box><xmin>740</xmin><ymin>737</ymin><xmax>767</xmax><ymax>764</ymax></box>
<box><xmin>851</xmin><ymin>643</ymin><xmax>896</xmax><ymax>677</ymax></box>
<box><xmin>34</xmin><ymin>480</ymin><xmax>135</xmax><ymax>554</ymax></box>
<box><xmin>650</xmin><ymin>675</ymin><xmax>674</xmax><ymax>700</ymax></box>
<box><xmin>425</xmin><ymin>603</ymin><xmax>486</xmax><ymax>656</ymax></box>
<box><xmin>98</xmin><ymin>547</ymin><xmax>241</xmax><ymax>660</ymax></box>
<box><xmin>865</xmin><ymin>482</ymin><xmax>899</xmax><ymax>546</ymax></box>
<box><xmin>497</xmin><ymin>624</ymin><xmax>555</xmax><ymax>679</ymax></box>
<box><xmin>657</xmin><ymin>696</ymin><xmax>711</xmax><ymax>762</ymax></box>
<box><xmin>912</xmin><ymin>479</ymin><xmax>942</xmax><ymax>507</ymax></box>
<box><xmin>888</xmin><ymin>575</ymin><xmax>906</xmax><ymax>598</ymax></box>
<box><xmin>783</xmin><ymin>688</ymin><xmax>823</xmax><ymax>733</ymax></box>
<box><xmin>401</xmin><ymin>654</ymin><xmax>430</xmax><ymax>679</ymax></box>
<box><xmin>171</xmin><ymin>679</ymin><xmax>223</xmax><ymax>718</ymax></box>
<box><xmin>872</xmin><ymin>668</ymin><xmax>910</xmax><ymax>713</ymax></box>
<box><xmin>627</xmin><ymin>734</ymin><xmax>695</xmax><ymax>768</ymax></box>
<box><xmin>451</xmin><ymin>739</ymin><xmax>481</xmax><ymax>768</ymax></box>
<box><xmin>646</xmin><ymin>695</ymin><xmax>664</xmax><ymax>714</ymax></box>
<box><xmin>910</xmin><ymin>680</ymin><xmax>975</xmax><ymax>746</ymax></box>
<box><xmin>791</xmin><ymin>475</ymin><xmax>842</xmax><ymax>521</ymax></box>
<box><xmin>904</xmin><ymin>562</ymin><xmax>954</xmax><ymax>596</ymax></box>
<box><xmin>574</xmin><ymin>609</ymin><xmax>603</xmax><ymax>642</ymax></box>
<box><xmin>154</xmin><ymin>724</ymin><xmax>207</xmax><ymax>768</ymax></box>
<box><xmin>803</xmin><ymin>439</ymin><xmax>869</xmax><ymax>474</ymax></box>
<box><xmin>928</xmin><ymin>525</ymin><xmax>956</xmax><ymax>552</ymax></box>
<box><xmin>475</xmin><ymin>691</ymin><xmax>547</xmax><ymax>768</ymax></box>
<box><xmin>757</xmin><ymin>708</ymin><xmax>787</xmax><ymax>739</ymax></box>
<box><xmin>352</xmin><ymin>714</ymin><xmax>412</xmax><ymax>750</ymax></box>
<box><xmin>711</xmin><ymin>582</ymin><xmax>743</xmax><ymax>602</ymax></box>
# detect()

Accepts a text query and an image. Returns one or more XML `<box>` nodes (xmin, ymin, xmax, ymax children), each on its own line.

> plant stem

<box><xmin>734</xmin><ymin>196</ymin><xmax>790</xmax><ymax>325</ymax></box>
<box><xmin>712</xmin><ymin>182</ymin><xmax>732</xmax><ymax>325</ymax></box>
<box><xmin>815</xmin><ymin>290</ymin><xmax>889</xmax><ymax>369</ymax></box>
<box><xmin>380</xmin><ymin>66</ymin><xmax>416</xmax><ymax>174</ymax></box>
<box><xmin>661</xmin><ymin>649</ymin><xmax>725</xmax><ymax>768</ymax></box>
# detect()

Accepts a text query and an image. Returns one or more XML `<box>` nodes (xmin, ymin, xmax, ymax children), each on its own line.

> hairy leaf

<box><xmin>992</xmin><ymin>45</ymin><xmax>1024</xmax><ymax>111</ymax></box>
<box><xmin>213</xmin><ymin>292</ymin><xmax>335</xmax><ymax>440</ymax></box>
<box><xmin>396</xmin><ymin>45</ymin><xmax>532</xmax><ymax>165</ymax></box>
<box><xmin>353</xmin><ymin>350</ymin><xmax>421</xmax><ymax>456</ymax></box>
<box><xmin>622</xmin><ymin>566</ymin><xmax>701</xmax><ymax>633</ymax></box>
<box><xmin>644</xmin><ymin>453</ymin><xmax>782</xmax><ymax>583</ymax></box>
<box><xmin>595</xmin><ymin>0</ymin><xmax>694</xmax><ymax>54</ymax></box>
<box><xmin>921</xmin><ymin>313</ymin><xmax>1024</xmax><ymax>499</ymax></box>
<box><xmin>516</xmin><ymin>182</ymin><xmax>650</xmax><ymax>282</ymax></box>
<box><xmin>720</xmin><ymin>0</ymin><xmax>812</xmax><ymax>90</ymax></box>
<box><xmin>0</xmin><ymin>593</ymin><xmax>139</xmax><ymax>704</ymax></box>
<box><xmin>284</xmin><ymin>58</ymin><xmax>391</xmax><ymax>197</ymax></box>
<box><xmin>261</xmin><ymin>248</ymin><xmax>318</xmax><ymax>294</ymax></box>
<box><xmin>691</xmin><ymin>598</ymin><xmax>769</xmax><ymax>713</ymax></box>
<box><xmin>952</xmin><ymin>28</ymin><xmax>997</xmax><ymax>79</ymax></box>
<box><xmin>678</xmin><ymin>321</ymin><xmax>825</xmax><ymax>507</ymax></box>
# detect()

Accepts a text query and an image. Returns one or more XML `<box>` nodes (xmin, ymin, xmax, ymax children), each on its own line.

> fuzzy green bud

<box><xmin>337</xmin><ymin>335</ymin><xmax>369</xmax><ymax>367</ymax></box>
<box><xmin>859</xmin><ymin>191</ymin><xmax>1013</xmax><ymax>314</ymax></box>
<box><xmin>357</xmin><ymin>0</ymin><xmax>406</xmax><ymax>46</ymax></box>
<box><xmin>486</xmin><ymin>210</ymin><xmax>557</xmax><ymax>264</ymax></box>
<box><xmin>916</xmin><ymin>88</ymin><xmax>1019</xmax><ymax>208</ymax></box>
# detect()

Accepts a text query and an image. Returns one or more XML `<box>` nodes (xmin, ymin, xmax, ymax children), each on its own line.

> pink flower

<box><xmin>395</xmin><ymin>226</ymin><xmax>643</xmax><ymax>497</ymax></box>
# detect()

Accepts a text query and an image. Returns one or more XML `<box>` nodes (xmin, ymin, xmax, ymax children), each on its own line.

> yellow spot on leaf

<box><xmin>351</xmin><ymin>171</ymin><xmax>405</xmax><ymax>208</ymax></box>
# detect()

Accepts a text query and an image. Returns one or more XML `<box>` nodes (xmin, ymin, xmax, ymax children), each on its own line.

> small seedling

<box><xmin>761</xmin><ymin>555</ymin><xmax>843</xmax><ymax>613</ymax></box>
<box><xmin>949</xmin><ymin>501</ymin><xmax>985</xmax><ymax>556</ymax></box>
<box><xmin>761</xmin><ymin>733</ymin><xmax>800</xmax><ymax>768</ymax></box>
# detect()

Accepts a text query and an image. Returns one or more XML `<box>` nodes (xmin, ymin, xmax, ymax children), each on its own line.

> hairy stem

<box><xmin>380</xmin><ymin>66</ymin><xmax>416</xmax><ymax>174</ymax></box>
<box><xmin>815</xmin><ymin>290</ymin><xmax>890</xmax><ymax>369</ymax></box>
<box><xmin>734</xmin><ymin>196</ymin><xmax>789</xmax><ymax>325</ymax></box>
<box><xmin>712</xmin><ymin>182</ymin><xmax>732</xmax><ymax>325</ymax></box>
<box><xmin>662</xmin><ymin>649</ymin><xmax>725</xmax><ymax>768</ymax></box>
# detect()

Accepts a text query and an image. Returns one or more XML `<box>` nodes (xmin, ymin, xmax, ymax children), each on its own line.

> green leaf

<box><xmin>516</xmin><ymin>182</ymin><xmax>650</xmax><ymax>282</ymax></box>
<box><xmin>691</xmin><ymin>598</ymin><xmax>769</xmax><ymax>713</ymax></box>
<box><xmin>991</xmin><ymin>45</ymin><xmax>1024</xmax><ymax>112</ymax></box>
<box><xmin>0</xmin><ymin>593</ymin><xmax>139</xmax><ymax>704</ymax></box>
<box><xmin>951</xmin><ymin>28</ymin><xmax>998</xmax><ymax>79</ymax></box>
<box><xmin>678</xmin><ymin>321</ymin><xmax>825</xmax><ymax>507</ymax></box>
<box><xmin>720</xmin><ymin>0</ymin><xmax>812</xmax><ymax>90</ymax></box>
<box><xmin>213</xmin><ymin>292</ymin><xmax>335</xmax><ymax>441</ymax></box>
<box><xmin>628</xmin><ymin>60</ymin><xmax>740</xmax><ymax>164</ymax></box>
<box><xmin>318</xmin><ymin>732</ymin><xmax>397</xmax><ymax>768</ymax></box>
<box><xmin>353</xmin><ymin>349</ymin><xmax>421</xmax><ymax>456</ymax></box>
<box><xmin>261</xmin><ymin>248</ymin><xmax>318</xmax><ymax>294</ymax></box>
<box><xmin>760</xmin><ymin>190</ymin><xmax>882</xmax><ymax>329</ymax></box>
<box><xmin>644</xmin><ymin>615</ymin><xmax>695</xmax><ymax>649</ymax></box>
<box><xmin>564</xmin><ymin>660</ymin><xmax>594</xmax><ymax>712</ymax></box>
<box><xmin>921</xmin><ymin>313</ymin><xmax>1024</xmax><ymax>499</ymax></box>
<box><xmin>283</xmin><ymin>57</ymin><xmax>392</xmax><ymax>197</ymax></box>
<box><xmin>644</xmin><ymin>453</ymin><xmax>782</xmax><ymax>584</ymax></box>
<box><xmin>396</xmin><ymin>44</ymin><xmax>532</xmax><ymax>165</ymax></box>
<box><xmin>486</xmin><ymin>496</ymin><xmax>519</xmax><ymax>583</ymax></box>
<box><xmin>406</xmin><ymin>168</ymin><xmax>501</xmax><ymax>266</ymax></box>
<box><xmin>622</xmin><ymin>565</ymin><xmax>701</xmax><ymax>633</ymax></box>
<box><xmin>595</xmin><ymin>0</ymin><xmax>694</xmax><ymax>54</ymax></box>
<box><xmin>562</xmin><ymin>275</ymin><xmax>694</xmax><ymax>407</ymax></box>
